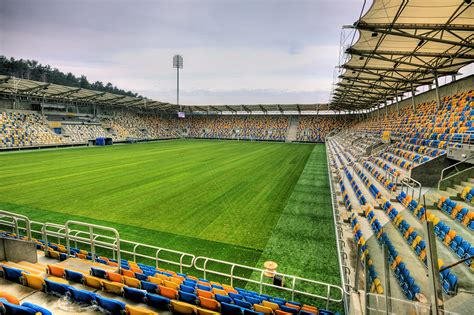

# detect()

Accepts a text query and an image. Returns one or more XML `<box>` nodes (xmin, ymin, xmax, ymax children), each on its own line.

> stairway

<box><xmin>286</xmin><ymin>116</ymin><xmax>299</xmax><ymax>142</ymax></box>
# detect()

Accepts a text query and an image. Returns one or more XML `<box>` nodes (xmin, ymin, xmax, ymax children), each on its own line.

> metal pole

<box><xmin>177</xmin><ymin>66</ymin><xmax>180</xmax><ymax>111</ymax></box>
<box><xmin>424</xmin><ymin>220</ymin><xmax>443</xmax><ymax>314</ymax></box>
<box><xmin>434</xmin><ymin>71</ymin><xmax>441</xmax><ymax>111</ymax></box>
<box><xmin>394</xmin><ymin>88</ymin><xmax>399</xmax><ymax>116</ymax></box>
<box><xmin>410</xmin><ymin>82</ymin><xmax>416</xmax><ymax>113</ymax></box>
<box><xmin>382</xmin><ymin>243</ymin><xmax>391</xmax><ymax>314</ymax></box>
<box><xmin>384</xmin><ymin>96</ymin><xmax>388</xmax><ymax>117</ymax></box>
<box><xmin>354</xmin><ymin>243</ymin><xmax>361</xmax><ymax>292</ymax></box>
<box><xmin>364</xmin><ymin>254</ymin><xmax>370</xmax><ymax>315</ymax></box>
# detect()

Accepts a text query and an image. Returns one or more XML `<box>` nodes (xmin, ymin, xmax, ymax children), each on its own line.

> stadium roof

<box><xmin>331</xmin><ymin>0</ymin><xmax>474</xmax><ymax>110</ymax></box>
<box><xmin>0</xmin><ymin>75</ymin><xmax>331</xmax><ymax>114</ymax></box>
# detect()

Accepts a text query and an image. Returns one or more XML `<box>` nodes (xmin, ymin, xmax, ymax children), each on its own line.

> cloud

<box><xmin>0</xmin><ymin>0</ymin><xmax>365</xmax><ymax>105</ymax></box>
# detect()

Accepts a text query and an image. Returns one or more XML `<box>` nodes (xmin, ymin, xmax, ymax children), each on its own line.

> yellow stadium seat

<box><xmin>22</xmin><ymin>272</ymin><xmax>45</xmax><ymax>291</ymax></box>
<box><xmin>171</xmin><ymin>300</ymin><xmax>198</xmax><ymax>314</ymax></box>
<box><xmin>126</xmin><ymin>305</ymin><xmax>158</xmax><ymax>315</ymax></box>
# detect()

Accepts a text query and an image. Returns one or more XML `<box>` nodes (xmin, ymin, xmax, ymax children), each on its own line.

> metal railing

<box><xmin>0</xmin><ymin>210</ymin><xmax>343</xmax><ymax>308</ymax></box>
<box><xmin>400</xmin><ymin>176</ymin><xmax>422</xmax><ymax>203</ymax></box>
<box><xmin>0</xmin><ymin>210</ymin><xmax>32</xmax><ymax>240</ymax></box>
<box><xmin>193</xmin><ymin>256</ymin><xmax>344</xmax><ymax>310</ymax></box>
<box><xmin>437</xmin><ymin>155</ymin><xmax>474</xmax><ymax>190</ymax></box>
<box><xmin>326</xmin><ymin>138</ymin><xmax>352</xmax><ymax>314</ymax></box>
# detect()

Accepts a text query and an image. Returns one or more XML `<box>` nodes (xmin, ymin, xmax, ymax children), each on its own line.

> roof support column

<box><xmin>410</xmin><ymin>82</ymin><xmax>416</xmax><ymax>113</ymax></box>
<box><xmin>377</xmin><ymin>103</ymin><xmax>380</xmax><ymax>120</ymax></box>
<box><xmin>394</xmin><ymin>88</ymin><xmax>400</xmax><ymax>116</ymax></box>
<box><xmin>384</xmin><ymin>95</ymin><xmax>388</xmax><ymax>117</ymax></box>
<box><xmin>434</xmin><ymin>71</ymin><xmax>441</xmax><ymax>111</ymax></box>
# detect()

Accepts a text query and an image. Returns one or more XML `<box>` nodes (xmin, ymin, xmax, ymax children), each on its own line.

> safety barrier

<box><xmin>0</xmin><ymin>209</ymin><xmax>344</xmax><ymax>308</ymax></box>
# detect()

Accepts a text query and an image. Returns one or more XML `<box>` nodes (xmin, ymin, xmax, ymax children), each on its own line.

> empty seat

<box><xmin>96</xmin><ymin>295</ymin><xmax>126</xmax><ymax>314</ymax></box>
<box><xmin>22</xmin><ymin>272</ymin><xmax>45</xmax><ymax>291</ymax></box>
<box><xmin>146</xmin><ymin>293</ymin><xmax>171</xmax><ymax>309</ymax></box>
<box><xmin>171</xmin><ymin>300</ymin><xmax>198</xmax><ymax>314</ymax></box>
<box><xmin>44</xmin><ymin>278</ymin><xmax>70</xmax><ymax>296</ymax></box>
<box><xmin>221</xmin><ymin>302</ymin><xmax>243</xmax><ymax>315</ymax></box>
<box><xmin>65</xmin><ymin>269</ymin><xmax>84</xmax><ymax>283</ymax></box>
<box><xmin>199</xmin><ymin>296</ymin><xmax>220</xmax><ymax>311</ymax></box>
<box><xmin>123</xmin><ymin>286</ymin><xmax>147</xmax><ymax>303</ymax></box>
<box><xmin>68</xmin><ymin>286</ymin><xmax>96</xmax><ymax>305</ymax></box>
<box><xmin>126</xmin><ymin>304</ymin><xmax>158</xmax><ymax>315</ymax></box>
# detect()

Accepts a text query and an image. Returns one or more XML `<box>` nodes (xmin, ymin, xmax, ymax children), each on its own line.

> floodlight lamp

<box><xmin>173</xmin><ymin>55</ymin><xmax>183</xmax><ymax>69</ymax></box>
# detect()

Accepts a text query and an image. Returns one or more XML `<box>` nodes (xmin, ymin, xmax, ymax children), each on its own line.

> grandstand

<box><xmin>0</xmin><ymin>0</ymin><xmax>473</xmax><ymax>315</ymax></box>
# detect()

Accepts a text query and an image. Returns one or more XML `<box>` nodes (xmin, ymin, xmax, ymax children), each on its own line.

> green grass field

<box><xmin>0</xmin><ymin>140</ymin><xmax>340</xmax><ymax>305</ymax></box>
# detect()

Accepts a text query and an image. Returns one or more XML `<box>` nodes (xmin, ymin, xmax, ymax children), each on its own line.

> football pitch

<box><xmin>0</xmin><ymin>140</ymin><xmax>340</xmax><ymax>289</ymax></box>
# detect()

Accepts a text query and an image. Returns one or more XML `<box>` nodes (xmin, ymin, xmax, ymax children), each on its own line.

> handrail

<box><xmin>193</xmin><ymin>256</ymin><xmax>344</xmax><ymax>309</ymax></box>
<box><xmin>0</xmin><ymin>210</ymin><xmax>341</xmax><ymax>308</ymax></box>
<box><xmin>437</xmin><ymin>155</ymin><xmax>474</xmax><ymax>190</ymax></box>
<box><xmin>65</xmin><ymin>220</ymin><xmax>121</xmax><ymax>272</ymax></box>
<box><xmin>0</xmin><ymin>210</ymin><xmax>32</xmax><ymax>240</ymax></box>
<box><xmin>0</xmin><ymin>217</ymin><xmax>195</xmax><ymax>273</ymax></box>
<box><xmin>400</xmin><ymin>176</ymin><xmax>422</xmax><ymax>203</ymax></box>
<box><xmin>326</xmin><ymin>141</ymin><xmax>351</xmax><ymax>315</ymax></box>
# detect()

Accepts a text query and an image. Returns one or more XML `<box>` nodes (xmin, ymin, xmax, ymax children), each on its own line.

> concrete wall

<box><xmin>410</xmin><ymin>155</ymin><xmax>453</xmax><ymax>187</ymax></box>
<box><xmin>0</xmin><ymin>237</ymin><xmax>38</xmax><ymax>263</ymax></box>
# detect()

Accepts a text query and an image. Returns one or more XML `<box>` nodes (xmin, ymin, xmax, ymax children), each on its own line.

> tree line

<box><xmin>0</xmin><ymin>56</ymin><xmax>141</xmax><ymax>98</ymax></box>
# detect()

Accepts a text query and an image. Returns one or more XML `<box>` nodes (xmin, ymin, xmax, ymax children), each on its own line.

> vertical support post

<box><xmin>425</xmin><ymin>220</ymin><xmax>443</xmax><ymax>314</ymax></box>
<box><xmin>434</xmin><ymin>71</ymin><xmax>441</xmax><ymax>111</ymax></box>
<box><xmin>354</xmin><ymin>243</ymin><xmax>361</xmax><ymax>292</ymax></box>
<box><xmin>383</xmin><ymin>243</ymin><xmax>391</xmax><ymax>314</ymax></box>
<box><xmin>384</xmin><ymin>96</ymin><xmax>388</xmax><ymax>117</ymax></box>
<box><xmin>89</xmin><ymin>226</ymin><xmax>95</xmax><ymax>261</ymax></box>
<box><xmin>394</xmin><ymin>88</ymin><xmax>400</xmax><ymax>116</ymax></box>
<box><xmin>377</xmin><ymin>103</ymin><xmax>380</xmax><ymax>120</ymax></box>
<box><xmin>177</xmin><ymin>66</ymin><xmax>180</xmax><ymax>112</ymax></box>
<box><xmin>364</xmin><ymin>254</ymin><xmax>370</xmax><ymax>314</ymax></box>
<box><xmin>410</xmin><ymin>82</ymin><xmax>416</xmax><ymax>113</ymax></box>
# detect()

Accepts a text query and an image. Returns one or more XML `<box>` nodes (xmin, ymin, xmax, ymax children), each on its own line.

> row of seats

<box><xmin>353</xmin><ymin>164</ymin><xmax>382</xmax><ymax>199</ymax></box>
<box><xmin>30</xmin><ymin>234</ymin><xmax>337</xmax><ymax>315</ymax></box>
<box><xmin>0</xmin><ymin>261</ymin><xmax>158</xmax><ymax>315</ymax></box>
<box><xmin>388</xmin><ymin>147</ymin><xmax>430</xmax><ymax>165</ymax></box>
<box><xmin>349</xmin><ymin>214</ymin><xmax>383</xmax><ymax>294</ymax></box>
<box><xmin>362</xmin><ymin>161</ymin><xmax>396</xmax><ymax>192</ymax></box>
<box><xmin>437</xmin><ymin>197</ymin><xmax>474</xmax><ymax>230</ymax></box>
<box><xmin>331</xmin><ymin>147</ymin><xmax>420</xmax><ymax>300</ymax></box>
<box><xmin>394</xmin><ymin>142</ymin><xmax>445</xmax><ymax>158</ymax></box>
<box><xmin>342</xmin><ymin>167</ymin><xmax>366</xmax><ymax>205</ymax></box>
<box><xmin>0</xmin><ymin>290</ymin><xmax>51</xmax><ymax>315</ymax></box>
<box><xmin>338</xmin><ymin>179</ymin><xmax>353</xmax><ymax>212</ymax></box>
<box><xmin>396</xmin><ymin>193</ymin><xmax>472</xmax><ymax>272</ymax></box>
<box><xmin>379</xmin><ymin>152</ymin><xmax>412</xmax><ymax>171</ymax></box>
<box><xmin>369</xmin><ymin>157</ymin><xmax>401</xmax><ymax>177</ymax></box>
<box><xmin>347</xmin><ymin>161</ymin><xmax>459</xmax><ymax>297</ymax></box>
<box><xmin>460</xmin><ymin>186</ymin><xmax>474</xmax><ymax>203</ymax></box>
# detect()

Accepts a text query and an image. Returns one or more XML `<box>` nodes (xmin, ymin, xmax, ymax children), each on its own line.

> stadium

<box><xmin>0</xmin><ymin>0</ymin><xmax>473</xmax><ymax>314</ymax></box>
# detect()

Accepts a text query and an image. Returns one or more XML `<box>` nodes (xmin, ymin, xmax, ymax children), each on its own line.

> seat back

<box><xmin>123</xmin><ymin>286</ymin><xmax>147</xmax><ymax>303</ymax></box>
<box><xmin>22</xmin><ymin>272</ymin><xmax>45</xmax><ymax>291</ymax></box>
<box><xmin>96</xmin><ymin>295</ymin><xmax>126</xmax><ymax>313</ymax></box>
<box><xmin>198</xmin><ymin>296</ymin><xmax>220</xmax><ymax>311</ymax></box>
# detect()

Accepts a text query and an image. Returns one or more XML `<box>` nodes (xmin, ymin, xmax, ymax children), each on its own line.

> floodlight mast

<box><xmin>173</xmin><ymin>55</ymin><xmax>183</xmax><ymax>113</ymax></box>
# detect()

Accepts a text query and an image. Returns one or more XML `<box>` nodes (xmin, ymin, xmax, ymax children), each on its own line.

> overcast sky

<box><xmin>1</xmin><ymin>0</ymin><xmax>369</xmax><ymax>104</ymax></box>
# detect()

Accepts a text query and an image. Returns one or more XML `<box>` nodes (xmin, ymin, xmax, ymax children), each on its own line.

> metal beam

<box><xmin>354</xmin><ymin>23</ymin><xmax>474</xmax><ymax>49</ymax></box>
<box><xmin>75</xmin><ymin>92</ymin><xmax>106</xmax><ymax>100</ymax></box>
<box><xmin>346</xmin><ymin>48</ymin><xmax>474</xmax><ymax>59</ymax></box>
<box><xmin>50</xmin><ymin>87</ymin><xmax>81</xmax><ymax>97</ymax></box>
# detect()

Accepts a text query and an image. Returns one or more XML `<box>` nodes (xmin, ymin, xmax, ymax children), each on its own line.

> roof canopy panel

<box><xmin>331</xmin><ymin>0</ymin><xmax>474</xmax><ymax>110</ymax></box>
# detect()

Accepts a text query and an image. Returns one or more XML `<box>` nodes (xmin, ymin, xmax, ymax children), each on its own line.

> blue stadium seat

<box><xmin>68</xmin><ymin>287</ymin><xmax>96</xmax><ymax>305</ymax></box>
<box><xmin>123</xmin><ymin>286</ymin><xmax>147</xmax><ymax>303</ymax></box>
<box><xmin>147</xmin><ymin>293</ymin><xmax>171</xmax><ymax>310</ymax></box>
<box><xmin>95</xmin><ymin>295</ymin><xmax>126</xmax><ymax>313</ymax></box>
<box><xmin>221</xmin><ymin>302</ymin><xmax>243</xmax><ymax>315</ymax></box>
